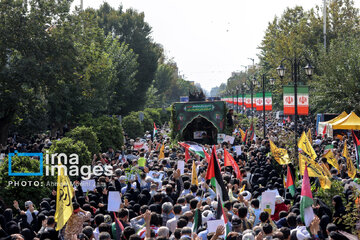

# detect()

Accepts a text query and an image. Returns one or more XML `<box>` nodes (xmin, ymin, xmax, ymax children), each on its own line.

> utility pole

<box><xmin>80</xmin><ymin>0</ymin><xmax>83</xmax><ymax>10</ymax></box>
<box><xmin>323</xmin><ymin>0</ymin><xmax>327</xmax><ymax>50</ymax></box>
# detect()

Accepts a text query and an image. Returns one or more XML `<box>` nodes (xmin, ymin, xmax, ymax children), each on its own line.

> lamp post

<box><xmin>247</xmin><ymin>77</ymin><xmax>257</xmax><ymax>122</ymax></box>
<box><xmin>236</xmin><ymin>87</ymin><xmax>239</xmax><ymax>113</ymax></box>
<box><xmin>276</xmin><ymin>57</ymin><xmax>314</xmax><ymax>161</ymax></box>
<box><xmin>260</xmin><ymin>75</ymin><xmax>275</xmax><ymax>139</ymax></box>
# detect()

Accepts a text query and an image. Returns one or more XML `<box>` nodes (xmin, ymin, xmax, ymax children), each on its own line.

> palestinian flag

<box><xmin>300</xmin><ymin>165</ymin><xmax>314</xmax><ymax>227</ymax></box>
<box><xmin>192</xmin><ymin>208</ymin><xmax>202</xmax><ymax>233</ymax></box>
<box><xmin>179</xmin><ymin>141</ymin><xmax>205</xmax><ymax>158</ymax></box>
<box><xmin>215</xmin><ymin>195</ymin><xmax>230</xmax><ymax>239</ymax></box>
<box><xmin>324</xmin><ymin>144</ymin><xmax>334</xmax><ymax>152</ymax></box>
<box><xmin>286</xmin><ymin>165</ymin><xmax>295</xmax><ymax>197</ymax></box>
<box><xmin>113</xmin><ymin>212</ymin><xmax>124</xmax><ymax>240</ymax></box>
<box><xmin>206</xmin><ymin>146</ymin><xmax>229</xmax><ymax>203</ymax></box>
<box><xmin>351</xmin><ymin>130</ymin><xmax>360</xmax><ymax>168</ymax></box>
<box><xmin>153</xmin><ymin>122</ymin><xmax>158</xmax><ymax>138</ymax></box>
<box><xmin>243</xmin><ymin>129</ymin><xmax>248</xmax><ymax>144</ymax></box>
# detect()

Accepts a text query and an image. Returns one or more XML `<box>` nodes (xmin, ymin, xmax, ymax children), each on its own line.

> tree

<box><xmin>79</xmin><ymin>115</ymin><xmax>124</xmax><ymax>152</ymax></box>
<box><xmin>0</xmin><ymin>0</ymin><xmax>73</xmax><ymax>144</ymax></box>
<box><xmin>96</xmin><ymin>4</ymin><xmax>161</xmax><ymax>113</ymax></box>
<box><xmin>49</xmin><ymin>137</ymin><xmax>92</xmax><ymax>167</ymax></box>
<box><xmin>0</xmin><ymin>155</ymin><xmax>55</xmax><ymax>206</ymax></box>
<box><xmin>312</xmin><ymin>36</ymin><xmax>360</xmax><ymax>114</ymax></box>
<box><xmin>66</xmin><ymin>126</ymin><xmax>100</xmax><ymax>155</ymax></box>
<box><xmin>122</xmin><ymin>113</ymin><xmax>144</xmax><ymax>139</ymax></box>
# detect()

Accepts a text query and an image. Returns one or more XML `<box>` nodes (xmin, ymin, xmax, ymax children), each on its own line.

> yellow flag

<box><xmin>239</xmin><ymin>128</ymin><xmax>246</xmax><ymax>141</ymax></box>
<box><xmin>269</xmin><ymin>140</ymin><xmax>291</xmax><ymax>165</ymax></box>
<box><xmin>307</xmin><ymin>129</ymin><xmax>312</xmax><ymax>145</ymax></box>
<box><xmin>158</xmin><ymin>144</ymin><xmax>165</xmax><ymax>159</ymax></box>
<box><xmin>298</xmin><ymin>132</ymin><xmax>317</xmax><ymax>161</ymax></box>
<box><xmin>228</xmin><ymin>188</ymin><xmax>237</xmax><ymax>202</ymax></box>
<box><xmin>191</xmin><ymin>160</ymin><xmax>198</xmax><ymax>186</ymax></box>
<box><xmin>54</xmin><ymin>166</ymin><xmax>74</xmax><ymax>231</ymax></box>
<box><xmin>322</xmin><ymin>150</ymin><xmax>339</xmax><ymax>171</ymax></box>
<box><xmin>342</xmin><ymin>141</ymin><xmax>356</xmax><ymax>179</ymax></box>
<box><xmin>240</xmin><ymin>184</ymin><xmax>246</xmax><ymax>193</ymax></box>
<box><xmin>299</xmin><ymin>154</ymin><xmax>331</xmax><ymax>189</ymax></box>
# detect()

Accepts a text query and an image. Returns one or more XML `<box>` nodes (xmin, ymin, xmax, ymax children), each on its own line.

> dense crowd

<box><xmin>0</xmin><ymin>111</ymin><xmax>359</xmax><ymax>240</ymax></box>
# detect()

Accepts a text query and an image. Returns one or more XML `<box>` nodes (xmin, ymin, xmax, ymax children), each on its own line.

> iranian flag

<box><xmin>252</xmin><ymin>94</ymin><xmax>257</xmax><ymax>109</ymax></box>
<box><xmin>283</xmin><ymin>86</ymin><xmax>309</xmax><ymax>115</ymax></box>
<box><xmin>351</xmin><ymin>130</ymin><xmax>360</xmax><ymax>168</ymax></box>
<box><xmin>179</xmin><ymin>141</ymin><xmax>205</xmax><ymax>158</ymax></box>
<box><xmin>300</xmin><ymin>165</ymin><xmax>315</xmax><ymax>227</ymax></box>
<box><xmin>255</xmin><ymin>93</ymin><xmax>263</xmax><ymax>111</ymax></box>
<box><xmin>286</xmin><ymin>165</ymin><xmax>295</xmax><ymax>197</ymax></box>
<box><xmin>255</xmin><ymin>93</ymin><xmax>272</xmax><ymax>111</ymax></box>
<box><xmin>206</xmin><ymin>146</ymin><xmax>229</xmax><ymax>203</ymax></box>
<box><xmin>245</xmin><ymin>94</ymin><xmax>251</xmax><ymax>108</ymax></box>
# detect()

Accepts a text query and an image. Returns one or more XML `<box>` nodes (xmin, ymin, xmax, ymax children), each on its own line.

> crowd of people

<box><xmin>0</xmin><ymin>110</ymin><xmax>359</xmax><ymax>240</ymax></box>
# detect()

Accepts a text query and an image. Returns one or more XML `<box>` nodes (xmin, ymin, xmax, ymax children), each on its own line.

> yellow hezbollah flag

<box><xmin>342</xmin><ymin>141</ymin><xmax>356</xmax><ymax>179</ymax></box>
<box><xmin>191</xmin><ymin>160</ymin><xmax>198</xmax><ymax>186</ymax></box>
<box><xmin>54</xmin><ymin>166</ymin><xmax>74</xmax><ymax>231</ymax></box>
<box><xmin>158</xmin><ymin>144</ymin><xmax>165</xmax><ymax>159</ymax></box>
<box><xmin>322</xmin><ymin>150</ymin><xmax>339</xmax><ymax>171</ymax></box>
<box><xmin>269</xmin><ymin>140</ymin><xmax>291</xmax><ymax>165</ymax></box>
<box><xmin>239</xmin><ymin>128</ymin><xmax>246</xmax><ymax>141</ymax></box>
<box><xmin>307</xmin><ymin>129</ymin><xmax>313</xmax><ymax>145</ymax></box>
<box><xmin>298</xmin><ymin>132</ymin><xmax>317</xmax><ymax>161</ymax></box>
<box><xmin>299</xmin><ymin>154</ymin><xmax>331</xmax><ymax>189</ymax></box>
<box><xmin>240</xmin><ymin>184</ymin><xmax>246</xmax><ymax>193</ymax></box>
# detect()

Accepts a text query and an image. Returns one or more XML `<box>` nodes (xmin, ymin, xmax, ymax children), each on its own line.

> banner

<box><xmin>245</xmin><ymin>94</ymin><xmax>251</xmax><ymax>108</ymax></box>
<box><xmin>255</xmin><ymin>92</ymin><xmax>272</xmax><ymax>111</ymax></box>
<box><xmin>283</xmin><ymin>86</ymin><xmax>309</xmax><ymax>115</ymax></box>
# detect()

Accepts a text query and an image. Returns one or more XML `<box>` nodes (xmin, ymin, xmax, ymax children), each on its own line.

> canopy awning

<box><xmin>332</xmin><ymin>112</ymin><xmax>360</xmax><ymax>130</ymax></box>
<box><xmin>318</xmin><ymin>111</ymin><xmax>348</xmax><ymax>137</ymax></box>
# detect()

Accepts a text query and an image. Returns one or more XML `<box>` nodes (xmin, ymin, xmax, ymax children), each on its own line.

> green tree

<box><xmin>312</xmin><ymin>36</ymin><xmax>360</xmax><ymax>114</ymax></box>
<box><xmin>49</xmin><ymin>137</ymin><xmax>92</xmax><ymax>167</ymax></box>
<box><xmin>0</xmin><ymin>0</ymin><xmax>73</xmax><ymax>144</ymax></box>
<box><xmin>66</xmin><ymin>126</ymin><xmax>100</xmax><ymax>155</ymax></box>
<box><xmin>80</xmin><ymin>115</ymin><xmax>124</xmax><ymax>152</ymax></box>
<box><xmin>122</xmin><ymin>113</ymin><xmax>144</xmax><ymax>139</ymax></box>
<box><xmin>96</xmin><ymin>4</ymin><xmax>161</xmax><ymax>113</ymax></box>
<box><xmin>0</xmin><ymin>155</ymin><xmax>55</xmax><ymax>206</ymax></box>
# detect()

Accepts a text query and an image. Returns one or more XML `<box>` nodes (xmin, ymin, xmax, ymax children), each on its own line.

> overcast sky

<box><xmin>77</xmin><ymin>0</ymin><xmax>358</xmax><ymax>92</ymax></box>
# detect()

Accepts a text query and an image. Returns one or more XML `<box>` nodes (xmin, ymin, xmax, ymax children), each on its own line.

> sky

<box><xmin>76</xmin><ymin>0</ymin><xmax>353</xmax><ymax>92</ymax></box>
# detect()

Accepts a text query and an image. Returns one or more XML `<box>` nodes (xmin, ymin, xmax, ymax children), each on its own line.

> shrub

<box><xmin>66</xmin><ymin>126</ymin><xmax>100</xmax><ymax>155</ymax></box>
<box><xmin>79</xmin><ymin>115</ymin><xmax>124</xmax><ymax>152</ymax></box>
<box><xmin>49</xmin><ymin>137</ymin><xmax>91</xmax><ymax>167</ymax></box>
<box><xmin>144</xmin><ymin>108</ymin><xmax>161</xmax><ymax>126</ymax></box>
<box><xmin>141</xmin><ymin>111</ymin><xmax>154</xmax><ymax>133</ymax></box>
<box><xmin>122</xmin><ymin>113</ymin><xmax>144</xmax><ymax>139</ymax></box>
<box><xmin>0</xmin><ymin>155</ymin><xmax>55</xmax><ymax>207</ymax></box>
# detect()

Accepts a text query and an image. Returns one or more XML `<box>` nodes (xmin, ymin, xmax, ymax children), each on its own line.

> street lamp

<box><xmin>236</xmin><ymin>86</ymin><xmax>239</xmax><ymax>113</ymax></box>
<box><xmin>261</xmin><ymin>75</ymin><xmax>275</xmax><ymax>139</ymax></box>
<box><xmin>276</xmin><ymin>57</ymin><xmax>314</xmax><ymax>161</ymax></box>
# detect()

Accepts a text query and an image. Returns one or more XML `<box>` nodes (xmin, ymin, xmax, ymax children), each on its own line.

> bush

<box><xmin>314</xmin><ymin>179</ymin><xmax>345</xmax><ymax>213</ymax></box>
<box><xmin>123</xmin><ymin>113</ymin><xmax>144</xmax><ymax>139</ymax></box>
<box><xmin>158</xmin><ymin>107</ymin><xmax>171</xmax><ymax>125</ymax></box>
<box><xmin>144</xmin><ymin>108</ymin><xmax>161</xmax><ymax>126</ymax></box>
<box><xmin>49</xmin><ymin>137</ymin><xmax>91</xmax><ymax>167</ymax></box>
<box><xmin>0</xmin><ymin>155</ymin><xmax>55</xmax><ymax>207</ymax></box>
<box><xmin>79</xmin><ymin>115</ymin><xmax>124</xmax><ymax>152</ymax></box>
<box><xmin>141</xmin><ymin>112</ymin><xmax>154</xmax><ymax>133</ymax></box>
<box><xmin>66</xmin><ymin>126</ymin><xmax>100</xmax><ymax>155</ymax></box>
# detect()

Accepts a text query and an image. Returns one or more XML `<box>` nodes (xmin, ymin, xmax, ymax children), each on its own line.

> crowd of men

<box><xmin>0</xmin><ymin>110</ymin><xmax>359</xmax><ymax>240</ymax></box>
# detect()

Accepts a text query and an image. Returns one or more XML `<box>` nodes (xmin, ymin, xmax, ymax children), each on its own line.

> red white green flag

<box><xmin>179</xmin><ymin>142</ymin><xmax>205</xmax><ymax>158</ymax></box>
<box><xmin>300</xmin><ymin>165</ymin><xmax>314</xmax><ymax>227</ymax></box>
<box><xmin>206</xmin><ymin>146</ymin><xmax>229</xmax><ymax>203</ymax></box>
<box><xmin>286</xmin><ymin>165</ymin><xmax>295</xmax><ymax>197</ymax></box>
<box><xmin>283</xmin><ymin>86</ymin><xmax>309</xmax><ymax>115</ymax></box>
<box><xmin>351</xmin><ymin>130</ymin><xmax>360</xmax><ymax>168</ymax></box>
<box><xmin>215</xmin><ymin>195</ymin><xmax>230</xmax><ymax>239</ymax></box>
<box><xmin>245</xmin><ymin>94</ymin><xmax>251</xmax><ymax>108</ymax></box>
<box><xmin>255</xmin><ymin>93</ymin><xmax>272</xmax><ymax>111</ymax></box>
